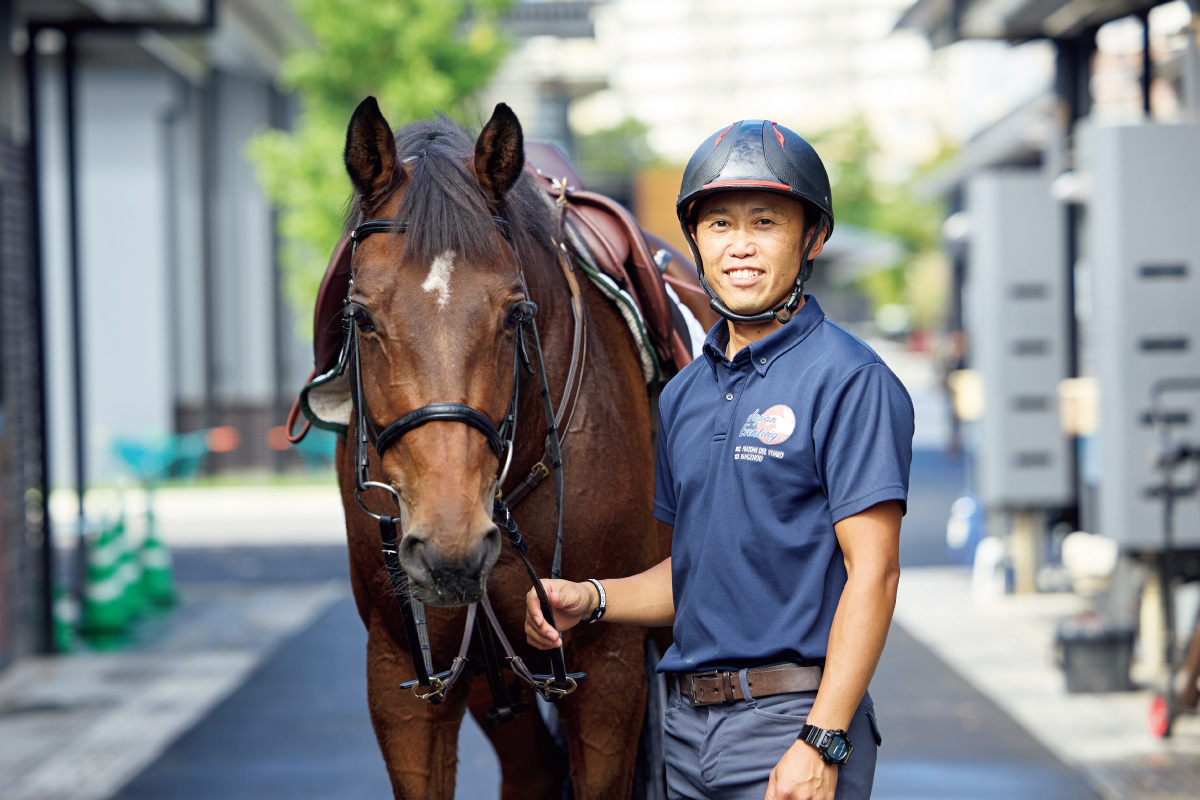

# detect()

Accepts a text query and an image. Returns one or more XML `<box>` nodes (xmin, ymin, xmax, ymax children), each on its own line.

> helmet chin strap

<box><xmin>697</xmin><ymin>222</ymin><xmax>822</xmax><ymax>325</ymax></box>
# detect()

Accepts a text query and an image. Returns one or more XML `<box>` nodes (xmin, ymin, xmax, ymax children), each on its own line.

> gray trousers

<box><xmin>663</xmin><ymin>676</ymin><xmax>882</xmax><ymax>800</ymax></box>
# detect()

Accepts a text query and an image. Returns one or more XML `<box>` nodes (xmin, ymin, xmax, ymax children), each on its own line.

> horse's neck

<box><xmin>524</xmin><ymin>245</ymin><xmax>572</xmax><ymax>338</ymax></box>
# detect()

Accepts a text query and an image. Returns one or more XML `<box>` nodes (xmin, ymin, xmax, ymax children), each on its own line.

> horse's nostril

<box><xmin>467</xmin><ymin>524</ymin><xmax>501</xmax><ymax>574</ymax></box>
<box><xmin>397</xmin><ymin>522</ymin><xmax>501</xmax><ymax>606</ymax></box>
<box><xmin>483</xmin><ymin>523</ymin><xmax>500</xmax><ymax>552</ymax></box>
<box><xmin>399</xmin><ymin>535</ymin><xmax>433</xmax><ymax>577</ymax></box>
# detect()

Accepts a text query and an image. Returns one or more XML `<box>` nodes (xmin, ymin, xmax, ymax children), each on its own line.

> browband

<box><xmin>351</xmin><ymin>216</ymin><xmax>512</xmax><ymax>244</ymax></box>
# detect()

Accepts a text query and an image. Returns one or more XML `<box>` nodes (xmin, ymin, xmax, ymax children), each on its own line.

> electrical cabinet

<box><xmin>1083</xmin><ymin>123</ymin><xmax>1200</xmax><ymax>550</ymax></box>
<box><xmin>965</xmin><ymin>172</ymin><xmax>1074</xmax><ymax>509</ymax></box>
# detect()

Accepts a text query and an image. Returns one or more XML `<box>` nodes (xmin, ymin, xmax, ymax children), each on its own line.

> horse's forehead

<box><xmin>421</xmin><ymin>250</ymin><xmax>456</xmax><ymax>310</ymax></box>
<box><xmin>353</xmin><ymin>251</ymin><xmax>511</xmax><ymax>330</ymax></box>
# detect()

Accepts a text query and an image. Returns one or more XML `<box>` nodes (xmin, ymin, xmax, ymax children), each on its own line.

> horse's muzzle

<box><xmin>399</xmin><ymin>524</ymin><xmax>501</xmax><ymax>606</ymax></box>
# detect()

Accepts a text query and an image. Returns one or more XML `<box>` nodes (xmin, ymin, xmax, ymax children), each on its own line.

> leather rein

<box><xmin>345</xmin><ymin>213</ymin><xmax>588</xmax><ymax>712</ymax></box>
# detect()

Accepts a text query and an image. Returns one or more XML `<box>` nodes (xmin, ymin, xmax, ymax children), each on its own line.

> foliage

<box><xmin>811</xmin><ymin>117</ymin><xmax>952</xmax><ymax>330</ymax></box>
<box><xmin>571</xmin><ymin>118</ymin><xmax>656</xmax><ymax>196</ymax></box>
<box><xmin>247</xmin><ymin>0</ymin><xmax>514</xmax><ymax>328</ymax></box>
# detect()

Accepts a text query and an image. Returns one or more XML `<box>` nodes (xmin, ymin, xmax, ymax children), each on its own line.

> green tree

<box><xmin>812</xmin><ymin>117</ymin><xmax>951</xmax><ymax>330</ymax></box>
<box><xmin>248</xmin><ymin>0</ymin><xmax>513</xmax><ymax>325</ymax></box>
<box><xmin>572</xmin><ymin>118</ymin><xmax>656</xmax><ymax>197</ymax></box>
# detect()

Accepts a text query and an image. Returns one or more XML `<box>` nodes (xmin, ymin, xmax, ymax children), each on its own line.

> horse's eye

<box><xmin>345</xmin><ymin>303</ymin><xmax>376</xmax><ymax>332</ymax></box>
<box><xmin>505</xmin><ymin>301</ymin><xmax>538</xmax><ymax>329</ymax></box>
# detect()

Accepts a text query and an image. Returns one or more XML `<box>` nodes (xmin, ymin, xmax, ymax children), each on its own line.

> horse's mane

<box><xmin>345</xmin><ymin>114</ymin><xmax>554</xmax><ymax>268</ymax></box>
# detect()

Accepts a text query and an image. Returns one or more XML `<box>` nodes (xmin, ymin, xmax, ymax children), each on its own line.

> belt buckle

<box><xmin>684</xmin><ymin>671</ymin><xmax>720</xmax><ymax>706</ymax></box>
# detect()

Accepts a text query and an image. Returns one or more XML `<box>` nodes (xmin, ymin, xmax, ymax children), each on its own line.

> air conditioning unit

<box><xmin>965</xmin><ymin>171</ymin><xmax>1074</xmax><ymax>509</ymax></box>
<box><xmin>1082</xmin><ymin>122</ymin><xmax>1200</xmax><ymax>550</ymax></box>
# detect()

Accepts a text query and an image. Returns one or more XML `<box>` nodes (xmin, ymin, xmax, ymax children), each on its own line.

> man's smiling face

<box><xmin>692</xmin><ymin>190</ymin><xmax>823</xmax><ymax>317</ymax></box>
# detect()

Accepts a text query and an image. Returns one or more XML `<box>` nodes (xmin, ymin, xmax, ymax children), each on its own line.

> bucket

<box><xmin>1056</xmin><ymin>614</ymin><xmax>1135</xmax><ymax>693</ymax></box>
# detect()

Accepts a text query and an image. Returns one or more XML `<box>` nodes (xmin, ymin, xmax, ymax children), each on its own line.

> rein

<box><xmin>345</xmin><ymin>213</ymin><xmax>586</xmax><ymax>708</ymax></box>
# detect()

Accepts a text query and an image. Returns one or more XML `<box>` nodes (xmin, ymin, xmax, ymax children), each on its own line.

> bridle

<box><xmin>344</xmin><ymin>212</ymin><xmax>583</xmax><ymax>712</ymax></box>
<box><xmin>346</xmin><ymin>216</ymin><xmax>522</xmax><ymax>520</ymax></box>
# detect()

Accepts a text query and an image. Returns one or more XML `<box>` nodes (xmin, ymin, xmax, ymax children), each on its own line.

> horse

<box><xmin>332</xmin><ymin>97</ymin><xmax>669</xmax><ymax>799</ymax></box>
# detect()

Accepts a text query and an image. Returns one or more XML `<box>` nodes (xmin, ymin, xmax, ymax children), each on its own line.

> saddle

<box><xmin>289</xmin><ymin>142</ymin><xmax>708</xmax><ymax>442</ymax></box>
<box><xmin>523</xmin><ymin>140</ymin><xmax>698</xmax><ymax>376</ymax></box>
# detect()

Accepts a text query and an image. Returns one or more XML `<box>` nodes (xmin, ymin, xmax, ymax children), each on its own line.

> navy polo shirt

<box><xmin>653</xmin><ymin>295</ymin><xmax>914</xmax><ymax>673</ymax></box>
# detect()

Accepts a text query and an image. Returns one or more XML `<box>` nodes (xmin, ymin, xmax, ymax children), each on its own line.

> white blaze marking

<box><xmin>422</xmin><ymin>250</ymin><xmax>456</xmax><ymax>309</ymax></box>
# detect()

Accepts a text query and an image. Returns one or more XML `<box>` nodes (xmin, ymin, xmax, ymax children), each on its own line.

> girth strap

<box><xmin>375</xmin><ymin>402</ymin><xmax>505</xmax><ymax>460</ymax></box>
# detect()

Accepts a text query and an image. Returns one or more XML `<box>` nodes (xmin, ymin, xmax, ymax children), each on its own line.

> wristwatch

<box><xmin>580</xmin><ymin>578</ymin><xmax>606</xmax><ymax>624</ymax></box>
<box><xmin>799</xmin><ymin>724</ymin><xmax>853</xmax><ymax>765</ymax></box>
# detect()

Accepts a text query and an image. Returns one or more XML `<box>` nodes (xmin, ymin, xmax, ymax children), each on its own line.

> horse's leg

<box><xmin>365</xmin><ymin>605</ymin><xmax>469</xmax><ymax>800</ymax></box>
<box><xmin>465</xmin><ymin>676</ymin><xmax>566</xmax><ymax>800</ymax></box>
<box><xmin>557</xmin><ymin>623</ymin><xmax>649</xmax><ymax>800</ymax></box>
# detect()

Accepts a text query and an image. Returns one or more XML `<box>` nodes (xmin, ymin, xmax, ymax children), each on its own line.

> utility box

<box><xmin>1083</xmin><ymin>123</ymin><xmax>1200</xmax><ymax>550</ymax></box>
<box><xmin>965</xmin><ymin>172</ymin><xmax>1074</xmax><ymax>509</ymax></box>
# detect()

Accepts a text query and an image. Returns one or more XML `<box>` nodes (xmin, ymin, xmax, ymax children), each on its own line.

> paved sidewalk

<box><xmin>6</xmin><ymin>485</ymin><xmax>351</xmax><ymax>800</ymax></box>
<box><xmin>894</xmin><ymin>566</ymin><xmax>1200</xmax><ymax>800</ymax></box>
<box><xmin>0</xmin><ymin>581</ymin><xmax>347</xmax><ymax>800</ymax></box>
<box><xmin>12</xmin><ymin>478</ymin><xmax>1196</xmax><ymax>798</ymax></box>
<box><xmin>3</xmin><ymin>564</ymin><xmax>1154</xmax><ymax>800</ymax></box>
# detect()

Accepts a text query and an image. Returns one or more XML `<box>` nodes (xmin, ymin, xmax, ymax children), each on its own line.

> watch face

<box><xmin>826</xmin><ymin>738</ymin><xmax>848</xmax><ymax>761</ymax></box>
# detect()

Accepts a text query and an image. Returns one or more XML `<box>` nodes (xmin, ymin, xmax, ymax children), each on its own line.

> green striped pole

<box><xmin>81</xmin><ymin>518</ymin><xmax>129</xmax><ymax>646</ymax></box>
<box><xmin>139</xmin><ymin>507</ymin><xmax>176</xmax><ymax>608</ymax></box>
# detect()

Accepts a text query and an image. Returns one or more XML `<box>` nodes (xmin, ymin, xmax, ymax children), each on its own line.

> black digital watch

<box><xmin>799</xmin><ymin>724</ymin><xmax>853</xmax><ymax>766</ymax></box>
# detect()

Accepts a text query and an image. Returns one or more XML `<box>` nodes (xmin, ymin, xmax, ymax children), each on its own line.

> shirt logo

<box><xmin>738</xmin><ymin>404</ymin><xmax>796</xmax><ymax>445</ymax></box>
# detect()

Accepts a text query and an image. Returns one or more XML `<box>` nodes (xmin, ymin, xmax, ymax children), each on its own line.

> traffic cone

<box><xmin>114</xmin><ymin>514</ymin><xmax>146</xmax><ymax>619</ymax></box>
<box><xmin>139</xmin><ymin>507</ymin><xmax>176</xmax><ymax>608</ymax></box>
<box><xmin>81</xmin><ymin>517</ymin><xmax>130</xmax><ymax>646</ymax></box>
<box><xmin>52</xmin><ymin>585</ymin><xmax>77</xmax><ymax>652</ymax></box>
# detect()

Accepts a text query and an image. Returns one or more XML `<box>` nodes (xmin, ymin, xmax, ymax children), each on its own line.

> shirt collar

<box><xmin>702</xmin><ymin>295</ymin><xmax>825</xmax><ymax>378</ymax></box>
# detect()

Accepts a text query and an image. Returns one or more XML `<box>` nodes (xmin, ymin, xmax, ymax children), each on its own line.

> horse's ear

<box><xmin>344</xmin><ymin>96</ymin><xmax>399</xmax><ymax>205</ymax></box>
<box><xmin>472</xmin><ymin>103</ymin><xmax>525</xmax><ymax>206</ymax></box>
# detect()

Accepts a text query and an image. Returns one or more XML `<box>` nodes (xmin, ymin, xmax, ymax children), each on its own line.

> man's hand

<box><xmin>524</xmin><ymin>579</ymin><xmax>597</xmax><ymax>649</ymax></box>
<box><xmin>764</xmin><ymin>739</ymin><xmax>837</xmax><ymax>800</ymax></box>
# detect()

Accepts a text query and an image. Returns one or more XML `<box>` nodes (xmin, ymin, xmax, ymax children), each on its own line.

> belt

<box><xmin>671</xmin><ymin>663</ymin><xmax>823</xmax><ymax>706</ymax></box>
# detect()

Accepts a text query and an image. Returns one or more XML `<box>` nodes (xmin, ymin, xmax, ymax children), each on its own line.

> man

<box><xmin>526</xmin><ymin>119</ymin><xmax>914</xmax><ymax>800</ymax></box>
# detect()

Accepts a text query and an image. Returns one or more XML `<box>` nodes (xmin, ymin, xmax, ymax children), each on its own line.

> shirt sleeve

<box><xmin>813</xmin><ymin>362</ymin><xmax>915</xmax><ymax>524</ymax></box>
<box><xmin>652</xmin><ymin>400</ymin><xmax>677</xmax><ymax>526</ymax></box>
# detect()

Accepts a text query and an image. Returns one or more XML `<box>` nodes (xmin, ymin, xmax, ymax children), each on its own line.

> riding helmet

<box><xmin>676</xmin><ymin>119</ymin><xmax>834</xmax><ymax>324</ymax></box>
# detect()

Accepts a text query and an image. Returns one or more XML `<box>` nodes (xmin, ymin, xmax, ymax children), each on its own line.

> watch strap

<box><xmin>798</xmin><ymin>724</ymin><xmax>852</xmax><ymax>765</ymax></box>
<box><xmin>799</xmin><ymin>723</ymin><xmax>824</xmax><ymax>748</ymax></box>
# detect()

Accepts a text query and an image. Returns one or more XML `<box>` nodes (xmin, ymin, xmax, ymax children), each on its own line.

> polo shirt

<box><xmin>653</xmin><ymin>295</ymin><xmax>914</xmax><ymax>673</ymax></box>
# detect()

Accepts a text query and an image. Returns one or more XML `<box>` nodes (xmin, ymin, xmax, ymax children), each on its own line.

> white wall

<box><xmin>39</xmin><ymin>59</ymin><xmax>301</xmax><ymax>486</ymax></box>
<box><xmin>211</xmin><ymin>71</ymin><xmax>275</xmax><ymax>405</ymax></box>
<box><xmin>80</xmin><ymin>66</ymin><xmax>177</xmax><ymax>474</ymax></box>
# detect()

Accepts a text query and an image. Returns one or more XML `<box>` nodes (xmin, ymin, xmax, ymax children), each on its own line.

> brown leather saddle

<box><xmin>522</xmin><ymin>140</ymin><xmax>703</xmax><ymax>375</ymax></box>
<box><xmin>289</xmin><ymin>141</ymin><xmax>710</xmax><ymax>442</ymax></box>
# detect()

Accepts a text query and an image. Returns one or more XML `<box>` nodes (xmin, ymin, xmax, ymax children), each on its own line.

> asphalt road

<box><xmin>111</xmin><ymin>450</ymin><xmax>1102</xmax><ymax>799</ymax></box>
